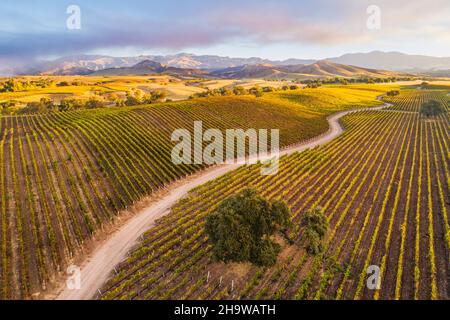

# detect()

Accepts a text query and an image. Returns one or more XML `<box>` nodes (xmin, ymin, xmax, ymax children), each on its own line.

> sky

<box><xmin>0</xmin><ymin>0</ymin><xmax>449</xmax><ymax>67</ymax></box>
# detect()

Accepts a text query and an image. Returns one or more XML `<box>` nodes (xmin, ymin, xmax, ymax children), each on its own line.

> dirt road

<box><xmin>56</xmin><ymin>100</ymin><xmax>391</xmax><ymax>300</ymax></box>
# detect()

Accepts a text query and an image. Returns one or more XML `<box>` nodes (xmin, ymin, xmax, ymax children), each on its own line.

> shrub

<box><xmin>233</xmin><ymin>86</ymin><xmax>247</xmax><ymax>95</ymax></box>
<box><xmin>85</xmin><ymin>97</ymin><xmax>105</xmax><ymax>109</ymax></box>
<box><xmin>59</xmin><ymin>98</ymin><xmax>84</xmax><ymax>111</ymax></box>
<box><xmin>19</xmin><ymin>98</ymin><xmax>55</xmax><ymax>114</ymax></box>
<box><xmin>249</xmin><ymin>86</ymin><xmax>263</xmax><ymax>97</ymax></box>
<box><xmin>420</xmin><ymin>100</ymin><xmax>445</xmax><ymax>117</ymax></box>
<box><xmin>300</xmin><ymin>206</ymin><xmax>329</xmax><ymax>255</ymax></box>
<box><xmin>386</xmin><ymin>90</ymin><xmax>400</xmax><ymax>96</ymax></box>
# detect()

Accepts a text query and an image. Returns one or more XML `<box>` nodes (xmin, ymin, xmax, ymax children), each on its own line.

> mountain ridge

<box><xmin>89</xmin><ymin>59</ymin><xmax>209</xmax><ymax>77</ymax></box>
<box><xmin>16</xmin><ymin>51</ymin><xmax>450</xmax><ymax>77</ymax></box>
<box><xmin>328</xmin><ymin>51</ymin><xmax>450</xmax><ymax>71</ymax></box>
<box><xmin>78</xmin><ymin>59</ymin><xmax>408</xmax><ymax>79</ymax></box>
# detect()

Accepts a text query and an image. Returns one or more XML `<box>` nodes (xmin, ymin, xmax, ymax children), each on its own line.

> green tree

<box><xmin>20</xmin><ymin>98</ymin><xmax>54</xmax><ymax>114</ymax></box>
<box><xmin>233</xmin><ymin>86</ymin><xmax>247</xmax><ymax>95</ymax></box>
<box><xmin>386</xmin><ymin>90</ymin><xmax>400</xmax><ymax>96</ymax></box>
<box><xmin>420</xmin><ymin>100</ymin><xmax>445</xmax><ymax>117</ymax></box>
<box><xmin>300</xmin><ymin>206</ymin><xmax>329</xmax><ymax>255</ymax></box>
<box><xmin>249</xmin><ymin>86</ymin><xmax>263</xmax><ymax>97</ymax></box>
<box><xmin>205</xmin><ymin>188</ymin><xmax>291</xmax><ymax>266</ymax></box>
<box><xmin>150</xmin><ymin>90</ymin><xmax>167</xmax><ymax>102</ymax></box>
<box><xmin>125</xmin><ymin>91</ymin><xmax>141</xmax><ymax>106</ymax></box>
<box><xmin>85</xmin><ymin>97</ymin><xmax>105</xmax><ymax>109</ymax></box>
<box><xmin>59</xmin><ymin>98</ymin><xmax>84</xmax><ymax>111</ymax></box>
<box><xmin>2</xmin><ymin>79</ymin><xmax>22</xmax><ymax>92</ymax></box>
<box><xmin>262</xmin><ymin>86</ymin><xmax>274</xmax><ymax>92</ymax></box>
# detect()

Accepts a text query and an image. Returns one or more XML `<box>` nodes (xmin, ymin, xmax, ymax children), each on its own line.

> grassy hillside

<box><xmin>282</xmin><ymin>60</ymin><xmax>401</xmax><ymax>77</ymax></box>
<box><xmin>210</xmin><ymin>61</ymin><xmax>405</xmax><ymax>79</ymax></box>
<box><xmin>0</xmin><ymin>85</ymin><xmax>389</xmax><ymax>299</ymax></box>
<box><xmin>100</xmin><ymin>90</ymin><xmax>449</xmax><ymax>300</ymax></box>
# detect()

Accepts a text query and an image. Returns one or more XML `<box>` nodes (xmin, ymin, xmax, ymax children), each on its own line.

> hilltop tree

<box><xmin>205</xmin><ymin>188</ymin><xmax>292</xmax><ymax>266</ymax></box>
<box><xmin>150</xmin><ymin>90</ymin><xmax>167</xmax><ymax>103</ymax></box>
<box><xmin>59</xmin><ymin>98</ymin><xmax>84</xmax><ymax>111</ymax></box>
<box><xmin>249</xmin><ymin>85</ymin><xmax>263</xmax><ymax>97</ymax></box>
<box><xmin>233</xmin><ymin>86</ymin><xmax>247</xmax><ymax>95</ymax></box>
<box><xmin>386</xmin><ymin>90</ymin><xmax>400</xmax><ymax>96</ymax></box>
<box><xmin>85</xmin><ymin>97</ymin><xmax>105</xmax><ymax>109</ymax></box>
<box><xmin>1</xmin><ymin>79</ymin><xmax>21</xmax><ymax>92</ymax></box>
<box><xmin>125</xmin><ymin>91</ymin><xmax>141</xmax><ymax>106</ymax></box>
<box><xmin>221</xmin><ymin>88</ymin><xmax>233</xmax><ymax>96</ymax></box>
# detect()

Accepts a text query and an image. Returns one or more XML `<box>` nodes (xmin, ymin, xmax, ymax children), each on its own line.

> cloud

<box><xmin>207</xmin><ymin>8</ymin><xmax>370</xmax><ymax>45</ymax></box>
<box><xmin>0</xmin><ymin>0</ymin><xmax>448</xmax><ymax>69</ymax></box>
<box><xmin>1</xmin><ymin>23</ymin><xmax>236</xmax><ymax>59</ymax></box>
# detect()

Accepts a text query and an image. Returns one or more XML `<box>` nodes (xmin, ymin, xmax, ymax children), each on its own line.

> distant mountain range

<box><xmin>72</xmin><ymin>59</ymin><xmax>405</xmax><ymax>79</ymax></box>
<box><xmin>15</xmin><ymin>51</ymin><xmax>450</xmax><ymax>77</ymax></box>
<box><xmin>329</xmin><ymin>51</ymin><xmax>450</xmax><ymax>72</ymax></box>
<box><xmin>22</xmin><ymin>53</ymin><xmax>315</xmax><ymax>75</ymax></box>
<box><xmin>90</xmin><ymin>60</ymin><xmax>208</xmax><ymax>77</ymax></box>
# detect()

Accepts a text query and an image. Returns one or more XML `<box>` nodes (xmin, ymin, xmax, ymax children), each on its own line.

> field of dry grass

<box><xmin>2</xmin><ymin>75</ymin><xmax>434</xmax><ymax>114</ymax></box>
<box><xmin>0</xmin><ymin>75</ymin><xmax>207</xmax><ymax>109</ymax></box>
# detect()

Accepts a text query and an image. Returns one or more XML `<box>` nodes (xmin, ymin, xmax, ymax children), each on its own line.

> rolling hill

<box><xmin>209</xmin><ymin>64</ymin><xmax>284</xmax><ymax>79</ymax></box>
<box><xmin>211</xmin><ymin>60</ymin><xmax>405</xmax><ymax>79</ymax></box>
<box><xmin>284</xmin><ymin>60</ymin><xmax>401</xmax><ymax>77</ymax></box>
<box><xmin>329</xmin><ymin>51</ymin><xmax>450</xmax><ymax>71</ymax></box>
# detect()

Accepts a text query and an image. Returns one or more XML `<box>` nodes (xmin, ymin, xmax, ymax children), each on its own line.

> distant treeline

<box><xmin>189</xmin><ymin>84</ymin><xmax>300</xmax><ymax>99</ymax></box>
<box><xmin>0</xmin><ymin>78</ymin><xmax>56</xmax><ymax>92</ymax></box>
<box><xmin>188</xmin><ymin>76</ymin><xmax>410</xmax><ymax>99</ymax></box>
<box><xmin>2</xmin><ymin>89</ymin><xmax>168</xmax><ymax>115</ymax></box>
<box><xmin>0</xmin><ymin>78</ymin><xmax>108</xmax><ymax>93</ymax></box>
<box><xmin>299</xmin><ymin>76</ymin><xmax>413</xmax><ymax>86</ymax></box>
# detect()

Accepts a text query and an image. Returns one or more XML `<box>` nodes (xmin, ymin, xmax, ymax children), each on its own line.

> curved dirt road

<box><xmin>57</xmin><ymin>100</ymin><xmax>391</xmax><ymax>300</ymax></box>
